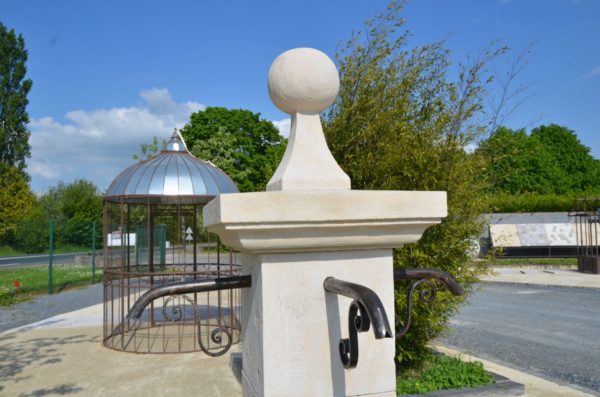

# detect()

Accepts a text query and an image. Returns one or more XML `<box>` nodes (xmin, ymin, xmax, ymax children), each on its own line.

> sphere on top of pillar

<box><xmin>265</xmin><ymin>47</ymin><xmax>350</xmax><ymax>191</ymax></box>
<box><xmin>267</xmin><ymin>47</ymin><xmax>340</xmax><ymax>115</ymax></box>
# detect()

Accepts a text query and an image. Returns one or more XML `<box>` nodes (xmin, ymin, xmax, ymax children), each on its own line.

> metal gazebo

<box><xmin>103</xmin><ymin>129</ymin><xmax>242</xmax><ymax>354</ymax></box>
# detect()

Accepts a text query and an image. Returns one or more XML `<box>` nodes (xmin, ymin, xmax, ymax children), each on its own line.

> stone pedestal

<box><xmin>241</xmin><ymin>250</ymin><xmax>394</xmax><ymax>397</ymax></box>
<box><xmin>204</xmin><ymin>191</ymin><xmax>446</xmax><ymax>396</ymax></box>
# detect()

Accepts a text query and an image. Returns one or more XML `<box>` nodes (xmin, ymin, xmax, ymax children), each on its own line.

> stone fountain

<box><xmin>203</xmin><ymin>48</ymin><xmax>448</xmax><ymax>397</ymax></box>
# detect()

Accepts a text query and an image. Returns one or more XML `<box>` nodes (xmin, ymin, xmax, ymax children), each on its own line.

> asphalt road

<box><xmin>0</xmin><ymin>253</ymin><xmax>84</xmax><ymax>269</ymax></box>
<box><xmin>438</xmin><ymin>283</ymin><xmax>600</xmax><ymax>396</ymax></box>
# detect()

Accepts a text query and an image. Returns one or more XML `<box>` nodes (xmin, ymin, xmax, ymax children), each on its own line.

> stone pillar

<box><xmin>204</xmin><ymin>48</ymin><xmax>447</xmax><ymax>397</ymax></box>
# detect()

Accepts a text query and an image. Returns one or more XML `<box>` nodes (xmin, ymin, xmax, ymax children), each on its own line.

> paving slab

<box><xmin>0</xmin><ymin>325</ymin><xmax>241</xmax><ymax>397</ymax></box>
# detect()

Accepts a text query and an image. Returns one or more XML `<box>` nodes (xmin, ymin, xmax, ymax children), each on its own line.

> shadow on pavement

<box><xmin>0</xmin><ymin>331</ymin><xmax>99</xmax><ymax>395</ymax></box>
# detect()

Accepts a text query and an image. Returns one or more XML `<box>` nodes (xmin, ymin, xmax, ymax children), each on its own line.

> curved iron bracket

<box><xmin>126</xmin><ymin>275</ymin><xmax>251</xmax><ymax>357</ymax></box>
<box><xmin>394</xmin><ymin>269</ymin><xmax>464</xmax><ymax>339</ymax></box>
<box><xmin>323</xmin><ymin>277</ymin><xmax>393</xmax><ymax>369</ymax></box>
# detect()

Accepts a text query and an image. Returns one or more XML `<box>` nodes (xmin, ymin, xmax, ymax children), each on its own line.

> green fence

<box><xmin>0</xmin><ymin>220</ymin><xmax>101</xmax><ymax>304</ymax></box>
<box><xmin>134</xmin><ymin>224</ymin><xmax>167</xmax><ymax>271</ymax></box>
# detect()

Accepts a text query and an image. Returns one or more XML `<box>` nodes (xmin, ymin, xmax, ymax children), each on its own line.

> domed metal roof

<box><xmin>104</xmin><ymin>129</ymin><xmax>238</xmax><ymax>204</ymax></box>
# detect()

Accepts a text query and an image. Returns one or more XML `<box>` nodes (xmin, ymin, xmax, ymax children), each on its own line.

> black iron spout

<box><xmin>127</xmin><ymin>275</ymin><xmax>251</xmax><ymax>320</ymax></box>
<box><xmin>394</xmin><ymin>269</ymin><xmax>464</xmax><ymax>296</ymax></box>
<box><xmin>323</xmin><ymin>277</ymin><xmax>393</xmax><ymax>369</ymax></box>
<box><xmin>323</xmin><ymin>277</ymin><xmax>393</xmax><ymax>339</ymax></box>
<box><xmin>394</xmin><ymin>268</ymin><xmax>464</xmax><ymax>339</ymax></box>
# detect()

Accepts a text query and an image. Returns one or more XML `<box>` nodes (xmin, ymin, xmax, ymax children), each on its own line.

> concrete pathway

<box><xmin>1</xmin><ymin>267</ymin><xmax>598</xmax><ymax>396</ymax></box>
<box><xmin>481</xmin><ymin>266</ymin><xmax>600</xmax><ymax>289</ymax></box>
<box><xmin>0</xmin><ymin>305</ymin><xmax>241</xmax><ymax>397</ymax></box>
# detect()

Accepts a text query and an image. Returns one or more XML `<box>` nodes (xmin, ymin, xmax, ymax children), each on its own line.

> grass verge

<box><xmin>397</xmin><ymin>354</ymin><xmax>493</xmax><ymax>395</ymax></box>
<box><xmin>0</xmin><ymin>264</ymin><xmax>102</xmax><ymax>306</ymax></box>
<box><xmin>485</xmin><ymin>257</ymin><xmax>577</xmax><ymax>266</ymax></box>
<box><xmin>0</xmin><ymin>245</ymin><xmax>92</xmax><ymax>256</ymax></box>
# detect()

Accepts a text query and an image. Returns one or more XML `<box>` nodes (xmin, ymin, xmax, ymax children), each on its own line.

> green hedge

<box><xmin>486</xmin><ymin>193</ymin><xmax>579</xmax><ymax>213</ymax></box>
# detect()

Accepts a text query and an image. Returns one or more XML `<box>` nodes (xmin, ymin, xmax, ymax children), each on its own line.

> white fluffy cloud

<box><xmin>27</xmin><ymin>88</ymin><xmax>204</xmax><ymax>193</ymax></box>
<box><xmin>272</xmin><ymin>118</ymin><xmax>291</xmax><ymax>138</ymax></box>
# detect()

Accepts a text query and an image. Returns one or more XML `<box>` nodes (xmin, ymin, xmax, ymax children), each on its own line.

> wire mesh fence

<box><xmin>0</xmin><ymin>220</ymin><xmax>101</xmax><ymax>304</ymax></box>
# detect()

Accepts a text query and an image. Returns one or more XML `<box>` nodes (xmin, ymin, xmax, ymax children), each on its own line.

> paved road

<box><xmin>0</xmin><ymin>253</ymin><xmax>85</xmax><ymax>269</ymax></box>
<box><xmin>438</xmin><ymin>283</ymin><xmax>600</xmax><ymax>396</ymax></box>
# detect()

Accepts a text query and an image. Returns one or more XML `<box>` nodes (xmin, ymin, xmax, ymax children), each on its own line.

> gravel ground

<box><xmin>0</xmin><ymin>283</ymin><xmax>103</xmax><ymax>333</ymax></box>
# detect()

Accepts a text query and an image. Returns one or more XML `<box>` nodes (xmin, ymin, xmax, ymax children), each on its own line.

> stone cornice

<box><xmin>203</xmin><ymin>190</ymin><xmax>446</xmax><ymax>253</ymax></box>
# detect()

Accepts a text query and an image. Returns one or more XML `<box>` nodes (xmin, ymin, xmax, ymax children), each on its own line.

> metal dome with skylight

<box><xmin>104</xmin><ymin>129</ymin><xmax>238</xmax><ymax>204</ymax></box>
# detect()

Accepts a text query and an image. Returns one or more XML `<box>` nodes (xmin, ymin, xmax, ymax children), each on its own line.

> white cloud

<box><xmin>27</xmin><ymin>88</ymin><xmax>204</xmax><ymax>193</ymax></box>
<box><xmin>584</xmin><ymin>65</ymin><xmax>600</xmax><ymax>79</ymax></box>
<box><xmin>272</xmin><ymin>118</ymin><xmax>291</xmax><ymax>138</ymax></box>
<box><xmin>28</xmin><ymin>160</ymin><xmax>62</xmax><ymax>179</ymax></box>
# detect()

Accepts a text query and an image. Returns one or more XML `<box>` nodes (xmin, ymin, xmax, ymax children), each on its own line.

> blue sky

<box><xmin>2</xmin><ymin>0</ymin><xmax>599</xmax><ymax>193</ymax></box>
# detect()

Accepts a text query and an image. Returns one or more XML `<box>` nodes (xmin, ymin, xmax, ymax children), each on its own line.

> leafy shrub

<box><xmin>324</xmin><ymin>2</ymin><xmax>493</xmax><ymax>367</ymax></box>
<box><xmin>13</xmin><ymin>219</ymin><xmax>49</xmax><ymax>253</ymax></box>
<box><xmin>396</xmin><ymin>354</ymin><xmax>493</xmax><ymax>395</ymax></box>
<box><xmin>0</xmin><ymin>285</ymin><xmax>17</xmax><ymax>305</ymax></box>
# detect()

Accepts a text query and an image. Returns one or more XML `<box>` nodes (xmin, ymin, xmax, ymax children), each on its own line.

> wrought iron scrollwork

<box><xmin>394</xmin><ymin>269</ymin><xmax>464</xmax><ymax>339</ymax></box>
<box><xmin>162</xmin><ymin>295</ymin><xmax>196</xmax><ymax>322</ymax></box>
<box><xmin>323</xmin><ymin>277</ymin><xmax>393</xmax><ymax>369</ymax></box>
<box><xmin>198</xmin><ymin>325</ymin><xmax>233</xmax><ymax>357</ymax></box>
<box><xmin>163</xmin><ymin>294</ymin><xmax>234</xmax><ymax>357</ymax></box>
<box><xmin>395</xmin><ymin>278</ymin><xmax>436</xmax><ymax>338</ymax></box>
<box><xmin>339</xmin><ymin>300</ymin><xmax>370</xmax><ymax>369</ymax></box>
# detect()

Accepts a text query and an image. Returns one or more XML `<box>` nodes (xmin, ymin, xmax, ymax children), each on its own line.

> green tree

<box><xmin>37</xmin><ymin>180</ymin><xmax>103</xmax><ymax>249</ymax></box>
<box><xmin>180</xmin><ymin>107</ymin><xmax>286</xmax><ymax>192</ymax></box>
<box><xmin>132</xmin><ymin>136</ymin><xmax>167</xmax><ymax>161</ymax></box>
<box><xmin>324</xmin><ymin>3</ymin><xmax>503</xmax><ymax>366</ymax></box>
<box><xmin>13</xmin><ymin>204</ymin><xmax>48</xmax><ymax>253</ymax></box>
<box><xmin>477</xmin><ymin>124</ymin><xmax>600</xmax><ymax>197</ymax></box>
<box><xmin>0</xmin><ymin>164</ymin><xmax>35</xmax><ymax>243</ymax></box>
<box><xmin>531</xmin><ymin>124</ymin><xmax>600</xmax><ymax>192</ymax></box>
<box><xmin>476</xmin><ymin>126</ymin><xmax>565</xmax><ymax>194</ymax></box>
<box><xmin>0</xmin><ymin>22</ymin><xmax>32</xmax><ymax>172</ymax></box>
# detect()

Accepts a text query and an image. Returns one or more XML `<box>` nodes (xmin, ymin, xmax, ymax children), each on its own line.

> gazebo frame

<box><xmin>102</xmin><ymin>130</ymin><xmax>241</xmax><ymax>354</ymax></box>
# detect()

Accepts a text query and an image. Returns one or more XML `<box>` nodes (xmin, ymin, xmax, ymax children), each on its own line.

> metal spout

<box><xmin>394</xmin><ymin>268</ymin><xmax>464</xmax><ymax>296</ymax></box>
<box><xmin>323</xmin><ymin>277</ymin><xmax>393</xmax><ymax>339</ymax></box>
<box><xmin>127</xmin><ymin>275</ymin><xmax>251</xmax><ymax>320</ymax></box>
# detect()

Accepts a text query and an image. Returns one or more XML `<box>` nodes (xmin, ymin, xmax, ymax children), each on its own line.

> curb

<box><xmin>480</xmin><ymin>280</ymin><xmax>600</xmax><ymax>290</ymax></box>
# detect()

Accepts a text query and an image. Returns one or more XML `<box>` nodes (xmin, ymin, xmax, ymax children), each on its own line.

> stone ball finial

<box><xmin>268</xmin><ymin>48</ymin><xmax>339</xmax><ymax>115</ymax></box>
